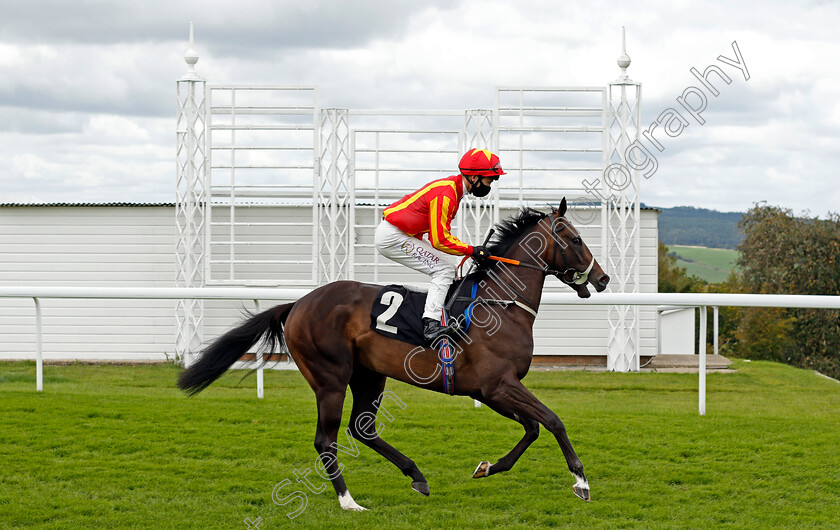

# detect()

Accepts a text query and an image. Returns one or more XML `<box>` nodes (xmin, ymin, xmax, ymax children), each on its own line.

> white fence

<box><xmin>2</xmin><ymin>287</ymin><xmax>839</xmax><ymax>415</ymax></box>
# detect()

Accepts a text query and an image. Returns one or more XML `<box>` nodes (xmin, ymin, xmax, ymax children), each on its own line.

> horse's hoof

<box><xmin>572</xmin><ymin>484</ymin><xmax>590</xmax><ymax>502</ymax></box>
<box><xmin>472</xmin><ymin>461</ymin><xmax>491</xmax><ymax>478</ymax></box>
<box><xmin>411</xmin><ymin>481</ymin><xmax>430</xmax><ymax>496</ymax></box>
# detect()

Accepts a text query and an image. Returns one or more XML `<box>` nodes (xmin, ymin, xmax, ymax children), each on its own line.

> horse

<box><xmin>178</xmin><ymin>197</ymin><xmax>610</xmax><ymax>511</ymax></box>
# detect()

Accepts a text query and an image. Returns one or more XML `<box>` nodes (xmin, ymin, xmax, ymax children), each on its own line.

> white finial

<box><xmin>617</xmin><ymin>26</ymin><xmax>632</xmax><ymax>82</ymax></box>
<box><xmin>183</xmin><ymin>22</ymin><xmax>201</xmax><ymax>80</ymax></box>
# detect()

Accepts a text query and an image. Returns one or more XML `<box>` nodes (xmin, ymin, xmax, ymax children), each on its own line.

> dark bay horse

<box><xmin>178</xmin><ymin>197</ymin><xmax>609</xmax><ymax>511</ymax></box>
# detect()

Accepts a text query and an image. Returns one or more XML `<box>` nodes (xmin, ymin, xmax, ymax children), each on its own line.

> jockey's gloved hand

<box><xmin>471</xmin><ymin>245</ymin><xmax>491</xmax><ymax>265</ymax></box>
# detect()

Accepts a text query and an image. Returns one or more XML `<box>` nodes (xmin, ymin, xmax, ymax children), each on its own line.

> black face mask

<box><xmin>469</xmin><ymin>178</ymin><xmax>492</xmax><ymax>197</ymax></box>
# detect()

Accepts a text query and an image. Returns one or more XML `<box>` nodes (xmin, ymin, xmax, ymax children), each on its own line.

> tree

<box><xmin>734</xmin><ymin>205</ymin><xmax>840</xmax><ymax>378</ymax></box>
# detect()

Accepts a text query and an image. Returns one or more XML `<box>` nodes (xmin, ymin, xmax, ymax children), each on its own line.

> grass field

<box><xmin>669</xmin><ymin>245</ymin><xmax>739</xmax><ymax>283</ymax></box>
<box><xmin>2</xmin><ymin>361</ymin><xmax>839</xmax><ymax>528</ymax></box>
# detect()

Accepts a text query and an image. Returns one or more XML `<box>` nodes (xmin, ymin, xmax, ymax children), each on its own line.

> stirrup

<box><xmin>422</xmin><ymin>318</ymin><xmax>455</xmax><ymax>343</ymax></box>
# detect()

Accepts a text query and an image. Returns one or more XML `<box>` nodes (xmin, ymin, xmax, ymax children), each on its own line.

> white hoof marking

<box><xmin>572</xmin><ymin>472</ymin><xmax>589</xmax><ymax>490</ymax></box>
<box><xmin>338</xmin><ymin>491</ymin><xmax>367</xmax><ymax>511</ymax></box>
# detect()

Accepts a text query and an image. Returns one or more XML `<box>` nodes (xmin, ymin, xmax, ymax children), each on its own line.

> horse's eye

<box><xmin>572</xmin><ymin>237</ymin><xmax>582</xmax><ymax>245</ymax></box>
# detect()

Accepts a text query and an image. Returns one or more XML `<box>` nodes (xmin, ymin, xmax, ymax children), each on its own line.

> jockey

<box><xmin>374</xmin><ymin>148</ymin><xmax>506</xmax><ymax>343</ymax></box>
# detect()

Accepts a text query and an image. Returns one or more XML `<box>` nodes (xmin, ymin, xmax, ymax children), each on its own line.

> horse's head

<box><xmin>479</xmin><ymin>199</ymin><xmax>610</xmax><ymax>298</ymax></box>
<box><xmin>541</xmin><ymin>198</ymin><xmax>610</xmax><ymax>298</ymax></box>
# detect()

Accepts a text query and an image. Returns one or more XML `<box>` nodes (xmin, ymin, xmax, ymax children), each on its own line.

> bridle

<box><xmin>472</xmin><ymin>215</ymin><xmax>595</xmax><ymax>316</ymax></box>
<box><xmin>547</xmin><ymin>216</ymin><xmax>595</xmax><ymax>287</ymax></box>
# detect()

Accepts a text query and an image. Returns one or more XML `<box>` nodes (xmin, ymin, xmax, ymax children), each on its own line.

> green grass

<box><xmin>669</xmin><ymin>245</ymin><xmax>739</xmax><ymax>283</ymax></box>
<box><xmin>1</xmin><ymin>361</ymin><xmax>839</xmax><ymax>529</ymax></box>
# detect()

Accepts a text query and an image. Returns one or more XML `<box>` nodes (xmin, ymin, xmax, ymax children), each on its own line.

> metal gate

<box><xmin>175</xmin><ymin>30</ymin><xmax>643</xmax><ymax>370</ymax></box>
<box><xmin>206</xmin><ymin>86</ymin><xmax>319</xmax><ymax>286</ymax></box>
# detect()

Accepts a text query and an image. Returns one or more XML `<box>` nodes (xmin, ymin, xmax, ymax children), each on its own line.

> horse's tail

<box><xmin>177</xmin><ymin>302</ymin><xmax>295</xmax><ymax>396</ymax></box>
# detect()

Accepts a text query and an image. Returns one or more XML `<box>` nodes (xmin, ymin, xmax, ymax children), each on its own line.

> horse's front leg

<box><xmin>477</xmin><ymin>375</ymin><xmax>590</xmax><ymax>502</ymax></box>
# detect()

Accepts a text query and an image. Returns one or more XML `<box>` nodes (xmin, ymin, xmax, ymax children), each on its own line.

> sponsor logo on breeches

<box><xmin>400</xmin><ymin>240</ymin><xmax>440</xmax><ymax>269</ymax></box>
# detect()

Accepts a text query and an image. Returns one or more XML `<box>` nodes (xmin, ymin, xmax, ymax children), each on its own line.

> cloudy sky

<box><xmin>1</xmin><ymin>0</ymin><xmax>838</xmax><ymax>215</ymax></box>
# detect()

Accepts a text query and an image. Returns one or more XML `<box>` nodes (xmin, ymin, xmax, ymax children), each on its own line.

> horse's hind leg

<box><xmin>313</xmin><ymin>387</ymin><xmax>367</xmax><ymax>511</ymax></box>
<box><xmin>471</xmin><ymin>398</ymin><xmax>539</xmax><ymax>479</ymax></box>
<box><xmin>295</xmin><ymin>345</ymin><xmax>364</xmax><ymax>511</ymax></box>
<box><xmin>347</xmin><ymin>367</ymin><xmax>430</xmax><ymax>496</ymax></box>
<box><xmin>479</xmin><ymin>374</ymin><xmax>590</xmax><ymax>502</ymax></box>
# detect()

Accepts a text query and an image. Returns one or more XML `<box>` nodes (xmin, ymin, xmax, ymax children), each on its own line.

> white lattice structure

<box><xmin>175</xmin><ymin>24</ymin><xmax>206</xmax><ymax>367</ymax></box>
<box><xmin>460</xmin><ymin>109</ymin><xmax>497</xmax><ymax>243</ymax></box>
<box><xmin>318</xmin><ymin>109</ymin><xmax>352</xmax><ymax>282</ymax></box>
<box><xmin>175</xmin><ymin>27</ymin><xmax>646</xmax><ymax>370</ymax></box>
<box><xmin>602</xmin><ymin>29</ymin><xmax>643</xmax><ymax>371</ymax></box>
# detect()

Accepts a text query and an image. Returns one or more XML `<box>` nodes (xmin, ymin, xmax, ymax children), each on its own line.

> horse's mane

<box><xmin>473</xmin><ymin>207</ymin><xmax>548</xmax><ymax>274</ymax></box>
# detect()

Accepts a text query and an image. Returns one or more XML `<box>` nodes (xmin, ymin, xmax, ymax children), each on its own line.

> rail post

<box><xmin>713</xmin><ymin>306</ymin><xmax>719</xmax><ymax>356</ymax></box>
<box><xmin>254</xmin><ymin>299</ymin><xmax>264</xmax><ymax>399</ymax></box>
<box><xmin>699</xmin><ymin>306</ymin><xmax>707</xmax><ymax>415</ymax></box>
<box><xmin>34</xmin><ymin>297</ymin><xmax>43</xmax><ymax>392</ymax></box>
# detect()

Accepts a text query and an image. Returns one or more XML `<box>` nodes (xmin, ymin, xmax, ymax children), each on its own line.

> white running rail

<box><xmin>2</xmin><ymin>287</ymin><xmax>839</xmax><ymax>415</ymax></box>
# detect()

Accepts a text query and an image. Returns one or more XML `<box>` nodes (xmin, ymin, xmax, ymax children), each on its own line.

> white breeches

<box><xmin>374</xmin><ymin>220</ymin><xmax>457</xmax><ymax>321</ymax></box>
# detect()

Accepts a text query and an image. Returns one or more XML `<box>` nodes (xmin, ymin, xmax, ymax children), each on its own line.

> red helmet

<box><xmin>459</xmin><ymin>148</ymin><xmax>507</xmax><ymax>177</ymax></box>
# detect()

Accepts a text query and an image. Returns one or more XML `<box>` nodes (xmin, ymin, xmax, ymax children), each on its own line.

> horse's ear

<box><xmin>558</xmin><ymin>197</ymin><xmax>567</xmax><ymax>217</ymax></box>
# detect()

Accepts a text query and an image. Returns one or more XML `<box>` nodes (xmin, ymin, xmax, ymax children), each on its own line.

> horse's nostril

<box><xmin>599</xmin><ymin>275</ymin><xmax>610</xmax><ymax>286</ymax></box>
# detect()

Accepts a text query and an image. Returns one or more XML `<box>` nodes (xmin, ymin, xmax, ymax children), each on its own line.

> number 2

<box><xmin>376</xmin><ymin>292</ymin><xmax>404</xmax><ymax>334</ymax></box>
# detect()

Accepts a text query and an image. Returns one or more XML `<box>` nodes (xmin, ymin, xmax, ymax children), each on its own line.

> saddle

<box><xmin>369</xmin><ymin>277</ymin><xmax>479</xmax><ymax>347</ymax></box>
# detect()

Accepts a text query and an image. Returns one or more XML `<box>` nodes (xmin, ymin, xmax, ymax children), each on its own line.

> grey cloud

<box><xmin>0</xmin><ymin>129</ymin><xmax>173</xmax><ymax>203</ymax></box>
<box><xmin>0</xmin><ymin>0</ymin><xmax>457</xmax><ymax>51</ymax></box>
<box><xmin>0</xmin><ymin>81</ymin><xmax>170</xmax><ymax>120</ymax></box>
<box><xmin>0</xmin><ymin>41</ymin><xmax>183</xmax><ymax>118</ymax></box>
<box><xmin>0</xmin><ymin>1</ymin><xmax>460</xmax><ymax>119</ymax></box>
<box><xmin>0</xmin><ymin>107</ymin><xmax>87</xmax><ymax>134</ymax></box>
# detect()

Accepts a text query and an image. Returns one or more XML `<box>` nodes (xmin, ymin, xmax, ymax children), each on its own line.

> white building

<box><xmin>0</xmin><ymin>202</ymin><xmax>659</xmax><ymax>365</ymax></box>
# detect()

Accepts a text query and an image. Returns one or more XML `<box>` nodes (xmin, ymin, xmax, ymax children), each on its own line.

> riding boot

<box><xmin>422</xmin><ymin>317</ymin><xmax>454</xmax><ymax>344</ymax></box>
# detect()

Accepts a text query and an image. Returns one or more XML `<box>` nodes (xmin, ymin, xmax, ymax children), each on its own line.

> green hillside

<box><xmin>658</xmin><ymin>206</ymin><xmax>743</xmax><ymax>249</ymax></box>
<box><xmin>668</xmin><ymin>245</ymin><xmax>738</xmax><ymax>283</ymax></box>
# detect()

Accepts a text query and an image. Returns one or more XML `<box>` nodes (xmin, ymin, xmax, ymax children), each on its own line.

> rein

<box><xmin>490</xmin><ymin>255</ymin><xmax>594</xmax><ymax>287</ymax></box>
